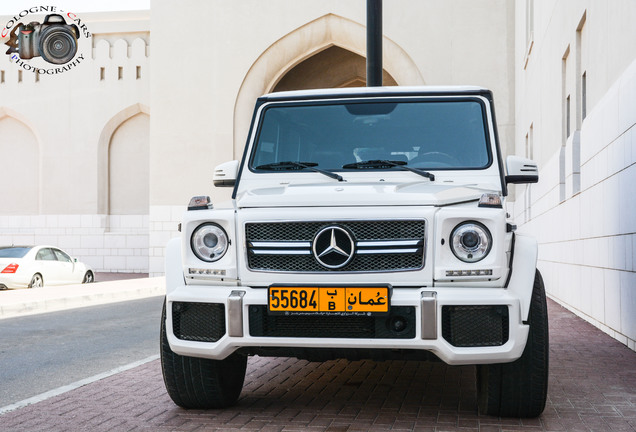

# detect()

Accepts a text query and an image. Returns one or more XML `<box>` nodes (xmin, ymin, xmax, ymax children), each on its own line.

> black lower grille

<box><xmin>172</xmin><ymin>302</ymin><xmax>226</xmax><ymax>342</ymax></box>
<box><xmin>248</xmin><ymin>305</ymin><xmax>415</xmax><ymax>339</ymax></box>
<box><xmin>442</xmin><ymin>305</ymin><xmax>509</xmax><ymax>347</ymax></box>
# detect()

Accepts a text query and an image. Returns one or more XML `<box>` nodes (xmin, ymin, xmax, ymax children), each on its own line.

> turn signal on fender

<box><xmin>478</xmin><ymin>193</ymin><xmax>502</xmax><ymax>208</ymax></box>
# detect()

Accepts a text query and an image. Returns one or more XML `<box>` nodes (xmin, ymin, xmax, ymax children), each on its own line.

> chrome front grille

<box><xmin>245</xmin><ymin>220</ymin><xmax>426</xmax><ymax>273</ymax></box>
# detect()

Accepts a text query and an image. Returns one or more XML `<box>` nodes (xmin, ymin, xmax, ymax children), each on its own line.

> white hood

<box><xmin>236</xmin><ymin>181</ymin><xmax>491</xmax><ymax>208</ymax></box>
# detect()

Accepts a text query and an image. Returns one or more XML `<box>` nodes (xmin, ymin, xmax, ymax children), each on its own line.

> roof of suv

<box><xmin>259</xmin><ymin>85</ymin><xmax>492</xmax><ymax>102</ymax></box>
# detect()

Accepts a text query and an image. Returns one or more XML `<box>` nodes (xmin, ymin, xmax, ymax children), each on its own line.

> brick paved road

<box><xmin>1</xmin><ymin>299</ymin><xmax>635</xmax><ymax>432</ymax></box>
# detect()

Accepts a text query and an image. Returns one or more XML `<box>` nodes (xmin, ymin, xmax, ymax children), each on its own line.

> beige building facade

<box><xmin>512</xmin><ymin>0</ymin><xmax>636</xmax><ymax>350</ymax></box>
<box><xmin>0</xmin><ymin>10</ymin><xmax>150</xmax><ymax>272</ymax></box>
<box><xmin>1</xmin><ymin>1</ymin><xmax>634</xmax><ymax>349</ymax></box>
<box><xmin>1</xmin><ymin>1</ymin><xmax>516</xmax><ymax>275</ymax></box>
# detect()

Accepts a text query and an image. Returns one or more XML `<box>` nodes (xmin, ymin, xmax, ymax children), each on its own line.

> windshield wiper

<box><xmin>342</xmin><ymin>160</ymin><xmax>435</xmax><ymax>181</ymax></box>
<box><xmin>254</xmin><ymin>161</ymin><xmax>344</xmax><ymax>182</ymax></box>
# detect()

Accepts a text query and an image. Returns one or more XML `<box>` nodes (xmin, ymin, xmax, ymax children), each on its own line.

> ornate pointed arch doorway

<box><xmin>233</xmin><ymin>14</ymin><xmax>424</xmax><ymax>157</ymax></box>
<box><xmin>272</xmin><ymin>45</ymin><xmax>397</xmax><ymax>92</ymax></box>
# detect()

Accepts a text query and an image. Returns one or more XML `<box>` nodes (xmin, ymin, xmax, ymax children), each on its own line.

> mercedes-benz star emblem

<box><xmin>312</xmin><ymin>226</ymin><xmax>355</xmax><ymax>269</ymax></box>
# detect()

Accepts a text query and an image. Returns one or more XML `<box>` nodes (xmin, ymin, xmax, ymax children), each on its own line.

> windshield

<box><xmin>0</xmin><ymin>246</ymin><xmax>32</xmax><ymax>258</ymax></box>
<box><xmin>250</xmin><ymin>98</ymin><xmax>491</xmax><ymax>172</ymax></box>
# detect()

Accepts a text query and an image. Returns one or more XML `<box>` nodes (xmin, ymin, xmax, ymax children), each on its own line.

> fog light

<box><xmin>389</xmin><ymin>316</ymin><xmax>407</xmax><ymax>333</ymax></box>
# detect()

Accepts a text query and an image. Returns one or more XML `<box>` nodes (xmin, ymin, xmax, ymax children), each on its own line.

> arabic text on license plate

<box><xmin>268</xmin><ymin>286</ymin><xmax>389</xmax><ymax>314</ymax></box>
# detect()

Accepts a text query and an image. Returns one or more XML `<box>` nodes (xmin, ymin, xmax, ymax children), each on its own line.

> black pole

<box><xmin>366</xmin><ymin>0</ymin><xmax>382</xmax><ymax>87</ymax></box>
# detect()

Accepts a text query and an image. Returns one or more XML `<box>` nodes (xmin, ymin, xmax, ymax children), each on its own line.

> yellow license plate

<box><xmin>268</xmin><ymin>286</ymin><xmax>390</xmax><ymax>315</ymax></box>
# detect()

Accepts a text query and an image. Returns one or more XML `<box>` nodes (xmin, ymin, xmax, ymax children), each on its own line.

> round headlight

<box><xmin>450</xmin><ymin>222</ymin><xmax>492</xmax><ymax>263</ymax></box>
<box><xmin>191</xmin><ymin>223</ymin><xmax>229</xmax><ymax>262</ymax></box>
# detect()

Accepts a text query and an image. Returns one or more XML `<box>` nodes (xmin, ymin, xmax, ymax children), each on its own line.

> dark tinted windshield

<box><xmin>0</xmin><ymin>246</ymin><xmax>32</xmax><ymax>258</ymax></box>
<box><xmin>250</xmin><ymin>99</ymin><xmax>490</xmax><ymax>171</ymax></box>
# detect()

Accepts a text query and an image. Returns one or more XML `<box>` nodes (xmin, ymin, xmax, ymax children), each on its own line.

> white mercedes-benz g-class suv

<box><xmin>161</xmin><ymin>86</ymin><xmax>548</xmax><ymax>417</ymax></box>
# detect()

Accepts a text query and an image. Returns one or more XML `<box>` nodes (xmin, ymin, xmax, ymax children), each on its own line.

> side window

<box><xmin>36</xmin><ymin>248</ymin><xmax>57</xmax><ymax>261</ymax></box>
<box><xmin>53</xmin><ymin>249</ymin><xmax>72</xmax><ymax>263</ymax></box>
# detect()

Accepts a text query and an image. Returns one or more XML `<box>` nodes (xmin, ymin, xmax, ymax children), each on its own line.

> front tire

<box><xmin>477</xmin><ymin>269</ymin><xmax>549</xmax><ymax>417</ymax></box>
<box><xmin>160</xmin><ymin>300</ymin><xmax>247</xmax><ymax>409</ymax></box>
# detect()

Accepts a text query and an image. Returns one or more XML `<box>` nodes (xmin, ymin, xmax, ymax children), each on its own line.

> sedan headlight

<box><xmin>191</xmin><ymin>223</ymin><xmax>229</xmax><ymax>262</ymax></box>
<box><xmin>450</xmin><ymin>222</ymin><xmax>492</xmax><ymax>263</ymax></box>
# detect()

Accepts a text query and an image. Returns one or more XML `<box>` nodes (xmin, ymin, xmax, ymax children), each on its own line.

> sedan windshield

<box><xmin>0</xmin><ymin>246</ymin><xmax>32</xmax><ymax>258</ymax></box>
<box><xmin>250</xmin><ymin>98</ymin><xmax>491</xmax><ymax>172</ymax></box>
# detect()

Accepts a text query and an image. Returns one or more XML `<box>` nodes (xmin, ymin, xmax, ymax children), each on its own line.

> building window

<box><xmin>136</xmin><ymin>66</ymin><xmax>141</xmax><ymax>80</ymax></box>
<box><xmin>566</xmin><ymin>95</ymin><xmax>571</xmax><ymax>138</ymax></box>
<box><xmin>562</xmin><ymin>45</ymin><xmax>570</xmax><ymax>144</ymax></box>
<box><xmin>526</xmin><ymin>123</ymin><xmax>534</xmax><ymax>160</ymax></box>
<box><xmin>118</xmin><ymin>66</ymin><xmax>123</xmax><ymax>80</ymax></box>
<box><xmin>524</xmin><ymin>124</ymin><xmax>534</xmax><ymax>222</ymax></box>
<box><xmin>526</xmin><ymin>0</ymin><xmax>534</xmax><ymax>46</ymax></box>
<box><xmin>100</xmin><ymin>67</ymin><xmax>105</xmax><ymax>81</ymax></box>
<box><xmin>576</xmin><ymin>12</ymin><xmax>587</xmax><ymax>129</ymax></box>
<box><xmin>582</xmin><ymin>71</ymin><xmax>587</xmax><ymax>120</ymax></box>
<box><xmin>0</xmin><ymin>70</ymin><xmax>4</xmax><ymax>84</ymax></box>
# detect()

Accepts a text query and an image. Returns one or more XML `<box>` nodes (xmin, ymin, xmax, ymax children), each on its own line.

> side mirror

<box><xmin>213</xmin><ymin>160</ymin><xmax>239</xmax><ymax>187</ymax></box>
<box><xmin>505</xmin><ymin>155</ymin><xmax>539</xmax><ymax>184</ymax></box>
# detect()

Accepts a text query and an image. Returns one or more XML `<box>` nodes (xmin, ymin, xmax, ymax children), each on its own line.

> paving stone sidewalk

<box><xmin>1</xmin><ymin>299</ymin><xmax>634</xmax><ymax>432</ymax></box>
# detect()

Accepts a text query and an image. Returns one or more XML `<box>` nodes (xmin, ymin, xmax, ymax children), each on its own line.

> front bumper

<box><xmin>165</xmin><ymin>283</ymin><xmax>529</xmax><ymax>365</ymax></box>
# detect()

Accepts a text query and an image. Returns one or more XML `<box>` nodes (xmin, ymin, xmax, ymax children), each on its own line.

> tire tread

<box><xmin>477</xmin><ymin>270</ymin><xmax>549</xmax><ymax>417</ymax></box>
<box><xmin>160</xmin><ymin>300</ymin><xmax>247</xmax><ymax>409</ymax></box>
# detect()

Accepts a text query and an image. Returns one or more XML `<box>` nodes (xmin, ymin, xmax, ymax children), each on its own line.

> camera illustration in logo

<box><xmin>5</xmin><ymin>14</ymin><xmax>79</xmax><ymax>65</ymax></box>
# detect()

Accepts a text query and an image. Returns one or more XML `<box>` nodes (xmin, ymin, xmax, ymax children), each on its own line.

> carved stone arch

<box><xmin>271</xmin><ymin>45</ymin><xmax>398</xmax><ymax>92</ymax></box>
<box><xmin>0</xmin><ymin>107</ymin><xmax>41</xmax><ymax>213</ymax></box>
<box><xmin>94</xmin><ymin>39</ymin><xmax>111</xmax><ymax>60</ymax></box>
<box><xmin>0</xmin><ymin>107</ymin><xmax>43</xmax><ymax>144</ymax></box>
<box><xmin>113</xmin><ymin>39</ymin><xmax>128</xmax><ymax>60</ymax></box>
<box><xmin>97</xmin><ymin>103</ymin><xmax>150</xmax><ymax>214</ymax></box>
<box><xmin>233</xmin><ymin>13</ymin><xmax>425</xmax><ymax>157</ymax></box>
<box><xmin>131</xmin><ymin>37</ymin><xmax>147</xmax><ymax>59</ymax></box>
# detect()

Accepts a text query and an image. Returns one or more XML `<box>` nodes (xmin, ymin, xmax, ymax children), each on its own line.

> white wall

<box><xmin>0</xmin><ymin>10</ymin><xmax>150</xmax><ymax>273</ymax></box>
<box><xmin>513</xmin><ymin>0</ymin><xmax>636</xmax><ymax>350</ymax></box>
<box><xmin>0</xmin><ymin>214</ymin><xmax>148</xmax><ymax>272</ymax></box>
